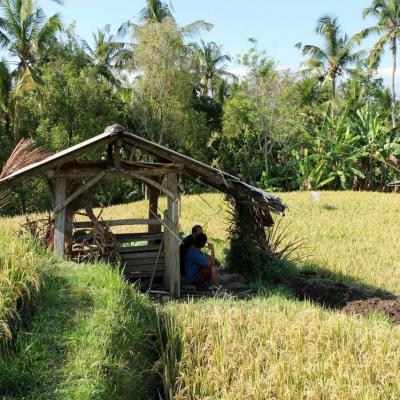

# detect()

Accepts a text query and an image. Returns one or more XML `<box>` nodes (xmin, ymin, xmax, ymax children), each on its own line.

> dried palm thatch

<box><xmin>71</xmin><ymin>205</ymin><xmax>119</xmax><ymax>264</ymax></box>
<box><xmin>226</xmin><ymin>198</ymin><xmax>304</xmax><ymax>277</ymax></box>
<box><xmin>0</xmin><ymin>138</ymin><xmax>51</xmax><ymax>209</ymax></box>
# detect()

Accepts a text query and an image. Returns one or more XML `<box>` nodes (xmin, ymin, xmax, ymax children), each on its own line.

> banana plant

<box><xmin>294</xmin><ymin>106</ymin><xmax>367</xmax><ymax>189</ymax></box>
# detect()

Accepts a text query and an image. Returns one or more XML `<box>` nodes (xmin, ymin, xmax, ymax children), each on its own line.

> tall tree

<box><xmin>0</xmin><ymin>0</ymin><xmax>62</xmax><ymax>136</ymax></box>
<box><xmin>119</xmin><ymin>0</ymin><xmax>212</xmax><ymax>39</ymax></box>
<box><xmin>359</xmin><ymin>0</ymin><xmax>400</xmax><ymax>127</ymax></box>
<box><xmin>131</xmin><ymin>20</ymin><xmax>193</xmax><ymax>146</ymax></box>
<box><xmin>0</xmin><ymin>61</ymin><xmax>12</xmax><ymax>140</ymax></box>
<box><xmin>139</xmin><ymin>0</ymin><xmax>173</xmax><ymax>23</ymax></box>
<box><xmin>83</xmin><ymin>25</ymin><xmax>128</xmax><ymax>86</ymax></box>
<box><xmin>190</xmin><ymin>40</ymin><xmax>232</xmax><ymax>97</ymax></box>
<box><xmin>296</xmin><ymin>15</ymin><xmax>362</xmax><ymax>100</ymax></box>
<box><xmin>0</xmin><ymin>0</ymin><xmax>62</xmax><ymax>87</ymax></box>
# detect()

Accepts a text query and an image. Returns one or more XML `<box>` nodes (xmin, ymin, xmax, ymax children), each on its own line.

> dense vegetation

<box><xmin>1</xmin><ymin>0</ymin><xmax>400</xmax><ymax>216</ymax></box>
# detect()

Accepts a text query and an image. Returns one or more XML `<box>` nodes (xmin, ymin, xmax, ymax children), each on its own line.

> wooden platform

<box><xmin>73</xmin><ymin>218</ymin><xmax>166</xmax><ymax>280</ymax></box>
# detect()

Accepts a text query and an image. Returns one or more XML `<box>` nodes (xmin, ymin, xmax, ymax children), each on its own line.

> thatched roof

<box><xmin>0</xmin><ymin>124</ymin><xmax>286</xmax><ymax>215</ymax></box>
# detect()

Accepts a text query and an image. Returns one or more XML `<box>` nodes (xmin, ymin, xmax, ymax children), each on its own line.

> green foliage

<box><xmin>292</xmin><ymin>103</ymin><xmax>400</xmax><ymax>190</ymax></box>
<box><xmin>0</xmin><ymin>253</ymin><xmax>160</xmax><ymax>399</ymax></box>
<box><xmin>33</xmin><ymin>61</ymin><xmax>124</xmax><ymax>150</ymax></box>
<box><xmin>130</xmin><ymin>20</ymin><xmax>193</xmax><ymax>147</ymax></box>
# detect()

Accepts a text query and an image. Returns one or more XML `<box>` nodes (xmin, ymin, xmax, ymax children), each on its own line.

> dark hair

<box><xmin>192</xmin><ymin>225</ymin><xmax>203</xmax><ymax>234</ymax></box>
<box><xmin>193</xmin><ymin>233</ymin><xmax>207</xmax><ymax>248</ymax></box>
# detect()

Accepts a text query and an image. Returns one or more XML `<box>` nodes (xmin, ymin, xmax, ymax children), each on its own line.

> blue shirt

<box><xmin>185</xmin><ymin>246</ymin><xmax>209</xmax><ymax>283</ymax></box>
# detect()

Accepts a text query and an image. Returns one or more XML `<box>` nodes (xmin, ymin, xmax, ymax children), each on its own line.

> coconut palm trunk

<box><xmin>332</xmin><ymin>76</ymin><xmax>336</xmax><ymax>100</ymax></box>
<box><xmin>392</xmin><ymin>39</ymin><xmax>397</xmax><ymax>128</ymax></box>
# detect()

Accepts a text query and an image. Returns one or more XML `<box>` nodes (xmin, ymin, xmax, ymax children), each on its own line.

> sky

<box><xmin>40</xmin><ymin>0</ymin><xmax>395</xmax><ymax>87</ymax></box>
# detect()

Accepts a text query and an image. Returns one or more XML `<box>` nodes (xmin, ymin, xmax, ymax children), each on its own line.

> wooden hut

<box><xmin>0</xmin><ymin>124</ymin><xmax>286</xmax><ymax>298</ymax></box>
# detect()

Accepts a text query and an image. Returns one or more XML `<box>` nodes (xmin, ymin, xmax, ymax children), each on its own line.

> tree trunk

<box><xmin>392</xmin><ymin>40</ymin><xmax>397</xmax><ymax>128</ymax></box>
<box><xmin>332</xmin><ymin>77</ymin><xmax>336</xmax><ymax>101</ymax></box>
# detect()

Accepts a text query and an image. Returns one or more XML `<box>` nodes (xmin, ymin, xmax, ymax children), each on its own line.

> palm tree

<box><xmin>190</xmin><ymin>40</ymin><xmax>232</xmax><ymax>97</ymax></box>
<box><xmin>296</xmin><ymin>15</ymin><xmax>362</xmax><ymax>100</ymax></box>
<box><xmin>83</xmin><ymin>25</ymin><xmax>130</xmax><ymax>86</ymax></box>
<box><xmin>0</xmin><ymin>61</ymin><xmax>13</xmax><ymax>139</ymax></box>
<box><xmin>0</xmin><ymin>0</ymin><xmax>62</xmax><ymax>91</ymax></box>
<box><xmin>359</xmin><ymin>0</ymin><xmax>400</xmax><ymax>127</ymax></box>
<box><xmin>0</xmin><ymin>0</ymin><xmax>62</xmax><ymax>137</ymax></box>
<box><xmin>119</xmin><ymin>0</ymin><xmax>212</xmax><ymax>39</ymax></box>
<box><xmin>139</xmin><ymin>0</ymin><xmax>173</xmax><ymax>23</ymax></box>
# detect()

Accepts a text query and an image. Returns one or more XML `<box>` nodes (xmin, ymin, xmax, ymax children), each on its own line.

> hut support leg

<box><xmin>54</xmin><ymin>177</ymin><xmax>67</xmax><ymax>256</ymax></box>
<box><xmin>148</xmin><ymin>180</ymin><xmax>161</xmax><ymax>236</ymax></box>
<box><xmin>164</xmin><ymin>173</ymin><xmax>180</xmax><ymax>298</ymax></box>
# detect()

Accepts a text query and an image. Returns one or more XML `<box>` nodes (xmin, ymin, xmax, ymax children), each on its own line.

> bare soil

<box><xmin>343</xmin><ymin>298</ymin><xmax>400</xmax><ymax>323</ymax></box>
<box><xmin>285</xmin><ymin>272</ymin><xmax>400</xmax><ymax>323</ymax></box>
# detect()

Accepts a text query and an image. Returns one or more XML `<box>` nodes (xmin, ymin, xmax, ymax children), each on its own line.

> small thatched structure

<box><xmin>0</xmin><ymin>124</ymin><xmax>286</xmax><ymax>297</ymax></box>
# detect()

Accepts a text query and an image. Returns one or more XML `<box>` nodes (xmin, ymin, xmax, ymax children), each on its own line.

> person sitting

<box><xmin>179</xmin><ymin>225</ymin><xmax>203</xmax><ymax>276</ymax></box>
<box><xmin>185</xmin><ymin>233</ymin><xmax>219</xmax><ymax>288</ymax></box>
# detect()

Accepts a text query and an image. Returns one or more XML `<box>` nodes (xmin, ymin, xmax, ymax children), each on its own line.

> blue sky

<box><xmin>40</xmin><ymin>0</ymin><xmax>395</xmax><ymax>86</ymax></box>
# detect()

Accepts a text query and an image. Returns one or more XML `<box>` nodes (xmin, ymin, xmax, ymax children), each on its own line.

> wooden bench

<box><xmin>73</xmin><ymin>218</ymin><xmax>165</xmax><ymax>279</ymax></box>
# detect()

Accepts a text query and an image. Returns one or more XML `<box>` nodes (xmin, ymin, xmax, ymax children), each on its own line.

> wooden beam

<box><xmin>115</xmin><ymin>232</ymin><xmax>163</xmax><ymax>243</ymax></box>
<box><xmin>164</xmin><ymin>173</ymin><xmax>180</xmax><ymax>298</ymax></box>
<box><xmin>54</xmin><ymin>177</ymin><xmax>67</xmax><ymax>256</ymax></box>
<box><xmin>120</xmin><ymin>251</ymin><xmax>164</xmax><ymax>260</ymax></box>
<box><xmin>148</xmin><ymin>177</ymin><xmax>161</xmax><ymax>238</ymax></box>
<box><xmin>51</xmin><ymin>168</ymin><xmax>175</xmax><ymax>179</ymax></box>
<box><xmin>122</xmin><ymin>135</ymin><xmax>236</xmax><ymax>193</ymax></box>
<box><xmin>119</xmin><ymin>244</ymin><xmax>162</xmax><ymax>254</ymax></box>
<box><xmin>73</xmin><ymin>218</ymin><xmax>163</xmax><ymax>229</ymax></box>
<box><xmin>54</xmin><ymin>172</ymin><xmax>106</xmax><ymax>214</ymax></box>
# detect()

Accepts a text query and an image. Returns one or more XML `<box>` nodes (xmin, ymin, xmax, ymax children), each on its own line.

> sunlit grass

<box><xmin>0</xmin><ymin>257</ymin><xmax>160</xmax><ymax>399</ymax></box>
<box><xmin>0</xmin><ymin>228</ymin><xmax>43</xmax><ymax>345</ymax></box>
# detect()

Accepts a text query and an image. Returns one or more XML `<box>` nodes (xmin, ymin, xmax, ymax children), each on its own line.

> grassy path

<box><xmin>0</xmin><ymin>259</ymin><xmax>160</xmax><ymax>400</ymax></box>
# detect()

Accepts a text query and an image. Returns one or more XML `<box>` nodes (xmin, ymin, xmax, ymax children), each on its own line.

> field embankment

<box><xmin>0</xmin><ymin>238</ymin><xmax>160</xmax><ymax>399</ymax></box>
<box><xmin>0</xmin><ymin>229</ymin><xmax>43</xmax><ymax>346</ymax></box>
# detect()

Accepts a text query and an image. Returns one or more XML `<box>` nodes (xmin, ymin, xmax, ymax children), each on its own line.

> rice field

<box><xmin>159</xmin><ymin>191</ymin><xmax>400</xmax><ymax>400</ymax></box>
<box><xmin>2</xmin><ymin>191</ymin><xmax>400</xmax><ymax>399</ymax></box>
<box><xmin>82</xmin><ymin>191</ymin><xmax>400</xmax><ymax>293</ymax></box>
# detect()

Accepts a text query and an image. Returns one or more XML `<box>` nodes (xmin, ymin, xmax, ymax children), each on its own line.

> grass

<box><xmin>0</xmin><ymin>251</ymin><xmax>160</xmax><ymax>399</ymax></box>
<box><xmin>2</xmin><ymin>191</ymin><xmax>400</xmax><ymax>399</ymax></box>
<box><xmin>0</xmin><ymin>229</ymin><xmax>43</xmax><ymax>345</ymax></box>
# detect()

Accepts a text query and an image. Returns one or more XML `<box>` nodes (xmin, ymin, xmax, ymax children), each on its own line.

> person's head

<box><xmin>193</xmin><ymin>233</ymin><xmax>207</xmax><ymax>249</ymax></box>
<box><xmin>192</xmin><ymin>225</ymin><xmax>203</xmax><ymax>238</ymax></box>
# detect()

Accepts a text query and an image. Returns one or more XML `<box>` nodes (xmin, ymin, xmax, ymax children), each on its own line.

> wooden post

<box><xmin>164</xmin><ymin>173</ymin><xmax>180</xmax><ymax>298</ymax></box>
<box><xmin>148</xmin><ymin>179</ymin><xmax>161</xmax><ymax>236</ymax></box>
<box><xmin>65</xmin><ymin>205</ymin><xmax>74</xmax><ymax>255</ymax></box>
<box><xmin>54</xmin><ymin>177</ymin><xmax>67</xmax><ymax>256</ymax></box>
